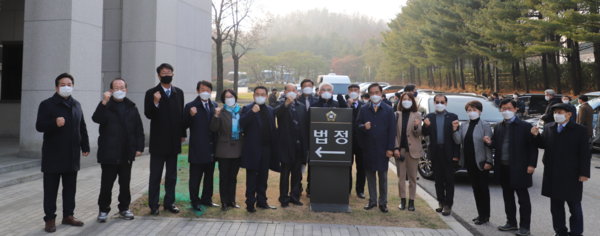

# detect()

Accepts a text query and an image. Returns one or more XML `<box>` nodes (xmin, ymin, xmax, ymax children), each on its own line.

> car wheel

<box><xmin>418</xmin><ymin>140</ymin><xmax>434</xmax><ymax>180</ymax></box>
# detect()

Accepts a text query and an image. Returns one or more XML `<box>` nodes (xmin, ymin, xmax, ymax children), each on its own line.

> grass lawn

<box><xmin>130</xmin><ymin>146</ymin><xmax>449</xmax><ymax>228</ymax></box>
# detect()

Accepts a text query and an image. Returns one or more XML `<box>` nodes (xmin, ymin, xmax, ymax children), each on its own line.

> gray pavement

<box><xmin>1</xmin><ymin>155</ymin><xmax>464</xmax><ymax>236</ymax></box>
<box><xmin>417</xmin><ymin>150</ymin><xmax>600</xmax><ymax>236</ymax></box>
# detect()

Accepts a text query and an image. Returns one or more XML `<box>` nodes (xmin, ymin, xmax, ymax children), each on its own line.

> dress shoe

<box><xmin>364</xmin><ymin>203</ymin><xmax>377</xmax><ymax>210</ymax></box>
<box><xmin>357</xmin><ymin>193</ymin><xmax>365</xmax><ymax>199</ymax></box>
<box><xmin>379</xmin><ymin>204</ymin><xmax>388</xmax><ymax>213</ymax></box>
<box><xmin>150</xmin><ymin>208</ymin><xmax>160</xmax><ymax>215</ymax></box>
<box><xmin>228</xmin><ymin>202</ymin><xmax>241</xmax><ymax>209</ymax></box>
<box><xmin>202</xmin><ymin>202</ymin><xmax>220</xmax><ymax>207</ymax></box>
<box><xmin>472</xmin><ymin>216</ymin><xmax>479</xmax><ymax>222</ymax></box>
<box><xmin>441</xmin><ymin>205</ymin><xmax>452</xmax><ymax>216</ymax></box>
<box><xmin>435</xmin><ymin>203</ymin><xmax>444</xmax><ymax>213</ymax></box>
<box><xmin>399</xmin><ymin>198</ymin><xmax>406</xmax><ymax>210</ymax></box>
<box><xmin>247</xmin><ymin>207</ymin><xmax>257</xmax><ymax>213</ymax></box>
<box><xmin>596</xmin><ymin>166</ymin><xmax>600</xmax><ymax>169</ymax></box>
<box><xmin>257</xmin><ymin>204</ymin><xmax>276</xmax><ymax>210</ymax></box>
<box><xmin>407</xmin><ymin>199</ymin><xmax>415</xmax><ymax>211</ymax></box>
<box><xmin>281</xmin><ymin>203</ymin><xmax>290</xmax><ymax>208</ymax></box>
<box><xmin>221</xmin><ymin>205</ymin><xmax>228</xmax><ymax>211</ymax></box>
<box><xmin>119</xmin><ymin>209</ymin><xmax>134</xmax><ymax>220</ymax></box>
<box><xmin>45</xmin><ymin>219</ymin><xmax>56</xmax><ymax>233</ymax></box>
<box><xmin>192</xmin><ymin>204</ymin><xmax>203</xmax><ymax>212</ymax></box>
<box><xmin>97</xmin><ymin>212</ymin><xmax>108</xmax><ymax>223</ymax></box>
<box><xmin>62</xmin><ymin>215</ymin><xmax>84</xmax><ymax>226</ymax></box>
<box><xmin>290</xmin><ymin>200</ymin><xmax>304</xmax><ymax>206</ymax></box>
<box><xmin>515</xmin><ymin>228</ymin><xmax>530</xmax><ymax>236</ymax></box>
<box><xmin>497</xmin><ymin>223</ymin><xmax>518</xmax><ymax>231</ymax></box>
<box><xmin>165</xmin><ymin>204</ymin><xmax>180</xmax><ymax>213</ymax></box>
<box><xmin>474</xmin><ymin>217</ymin><xmax>488</xmax><ymax>225</ymax></box>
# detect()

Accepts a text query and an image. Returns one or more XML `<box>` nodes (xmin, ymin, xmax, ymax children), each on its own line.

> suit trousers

<box><xmin>189</xmin><ymin>161</ymin><xmax>216</xmax><ymax>206</ymax></box>
<box><xmin>551</xmin><ymin>198</ymin><xmax>583</xmax><ymax>236</ymax></box>
<box><xmin>218</xmin><ymin>157</ymin><xmax>240</xmax><ymax>205</ymax></box>
<box><xmin>498</xmin><ymin>164</ymin><xmax>531</xmax><ymax>229</ymax></box>
<box><xmin>279</xmin><ymin>151</ymin><xmax>303</xmax><ymax>204</ymax></box>
<box><xmin>432</xmin><ymin>145</ymin><xmax>455</xmax><ymax>207</ymax></box>
<box><xmin>98</xmin><ymin>162</ymin><xmax>132</xmax><ymax>213</ymax></box>
<box><xmin>43</xmin><ymin>172</ymin><xmax>78</xmax><ymax>222</ymax></box>
<box><xmin>148</xmin><ymin>154</ymin><xmax>178</xmax><ymax>209</ymax></box>
<box><xmin>350</xmin><ymin>144</ymin><xmax>366</xmax><ymax>194</ymax></box>
<box><xmin>365</xmin><ymin>170</ymin><xmax>388</xmax><ymax>205</ymax></box>
<box><xmin>245</xmin><ymin>146</ymin><xmax>271</xmax><ymax>207</ymax></box>
<box><xmin>396</xmin><ymin>148</ymin><xmax>419</xmax><ymax>200</ymax></box>
<box><xmin>465</xmin><ymin>159</ymin><xmax>490</xmax><ymax>218</ymax></box>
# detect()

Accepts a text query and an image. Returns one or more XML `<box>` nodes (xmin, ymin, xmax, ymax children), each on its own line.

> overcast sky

<box><xmin>257</xmin><ymin>0</ymin><xmax>405</xmax><ymax>22</ymax></box>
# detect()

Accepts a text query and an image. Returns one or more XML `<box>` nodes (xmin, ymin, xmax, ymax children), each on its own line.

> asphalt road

<box><xmin>416</xmin><ymin>150</ymin><xmax>600</xmax><ymax>236</ymax></box>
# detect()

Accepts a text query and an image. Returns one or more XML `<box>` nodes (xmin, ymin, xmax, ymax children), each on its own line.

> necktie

<box><xmin>558</xmin><ymin>124</ymin><xmax>564</xmax><ymax>133</ymax></box>
<box><xmin>205</xmin><ymin>103</ymin><xmax>210</xmax><ymax>121</ymax></box>
<box><xmin>375</xmin><ymin>105</ymin><xmax>379</xmax><ymax>113</ymax></box>
<box><xmin>166</xmin><ymin>89</ymin><xmax>171</xmax><ymax>98</ymax></box>
<box><xmin>323</xmin><ymin>102</ymin><xmax>328</xmax><ymax>108</ymax></box>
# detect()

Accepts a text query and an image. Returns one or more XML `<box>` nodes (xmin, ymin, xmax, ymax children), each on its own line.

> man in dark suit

<box><xmin>275</xmin><ymin>84</ymin><xmax>308</xmax><ymax>207</ymax></box>
<box><xmin>36</xmin><ymin>73</ymin><xmax>90</xmax><ymax>232</ymax></box>
<box><xmin>298</xmin><ymin>78</ymin><xmax>319</xmax><ymax>111</ymax></box>
<box><xmin>337</xmin><ymin>84</ymin><xmax>367</xmax><ymax>198</ymax></box>
<box><xmin>576</xmin><ymin>95</ymin><xmax>593</xmax><ymax>137</ymax></box>
<box><xmin>182</xmin><ymin>80</ymin><xmax>220</xmax><ymax>212</ymax></box>
<box><xmin>356</xmin><ymin>83</ymin><xmax>397</xmax><ymax>213</ymax></box>
<box><xmin>493</xmin><ymin>92</ymin><xmax>501</xmax><ymax>106</ymax></box>
<box><xmin>561</xmin><ymin>96</ymin><xmax>577</xmax><ymax>123</ymax></box>
<box><xmin>93</xmin><ymin>78</ymin><xmax>144</xmax><ymax>223</ymax></box>
<box><xmin>144</xmin><ymin>63</ymin><xmax>186</xmax><ymax>215</ymax></box>
<box><xmin>542</xmin><ymin>89</ymin><xmax>562</xmax><ymax>123</ymax></box>
<box><xmin>240</xmin><ymin>86</ymin><xmax>280</xmax><ymax>212</ymax></box>
<box><xmin>421</xmin><ymin>94</ymin><xmax>460</xmax><ymax>216</ymax></box>
<box><xmin>268</xmin><ymin>88</ymin><xmax>278</xmax><ymax>106</ymax></box>
<box><xmin>483</xmin><ymin>99</ymin><xmax>538</xmax><ymax>236</ymax></box>
<box><xmin>532</xmin><ymin>103</ymin><xmax>590</xmax><ymax>236</ymax></box>
<box><xmin>381</xmin><ymin>93</ymin><xmax>392</xmax><ymax>107</ymax></box>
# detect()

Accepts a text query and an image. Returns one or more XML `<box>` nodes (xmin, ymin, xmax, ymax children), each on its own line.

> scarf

<box><xmin>224</xmin><ymin>103</ymin><xmax>242</xmax><ymax>140</ymax></box>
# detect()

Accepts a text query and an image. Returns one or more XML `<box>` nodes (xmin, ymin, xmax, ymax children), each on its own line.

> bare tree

<box><xmin>228</xmin><ymin>0</ymin><xmax>271</xmax><ymax>92</ymax></box>
<box><xmin>212</xmin><ymin>0</ymin><xmax>234</xmax><ymax>100</ymax></box>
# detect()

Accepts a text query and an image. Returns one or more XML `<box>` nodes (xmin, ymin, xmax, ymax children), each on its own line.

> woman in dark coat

<box><xmin>209</xmin><ymin>89</ymin><xmax>244</xmax><ymax>211</ymax></box>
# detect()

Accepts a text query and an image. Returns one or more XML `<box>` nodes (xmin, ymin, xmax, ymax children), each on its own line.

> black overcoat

<box><xmin>144</xmin><ymin>83</ymin><xmax>186</xmax><ymax>155</ymax></box>
<box><xmin>274</xmin><ymin>98</ymin><xmax>308</xmax><ymax>164</ymax></box>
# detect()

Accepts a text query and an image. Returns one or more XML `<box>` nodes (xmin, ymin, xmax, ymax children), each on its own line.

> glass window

<box><xmin>428</xmin><ymin>97</ymin><xmax>503</xmax><ymax>123</ymax></box>
<box><xmin>331</xmin><ymin>83</ymin><xmax>350</xmax><ymax>95</ymax></box>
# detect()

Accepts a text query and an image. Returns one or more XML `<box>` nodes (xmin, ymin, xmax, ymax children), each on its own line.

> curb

<box><xmin>388</xmin><ymin>160</ymin><xmax>474</xmax><ymax>236</ymax></box>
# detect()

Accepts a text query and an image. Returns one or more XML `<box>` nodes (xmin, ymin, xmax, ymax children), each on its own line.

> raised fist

<box><xmin>415</xmin><ymin>119</ymin><xmax>420</xmax><ymax>127</ymax></box>
<box><xmin>190</xmin><ymin>107</ymin><xmax>197</xmax><ymax>117</ymax></box>
<box><xmin>347</xmin><ymin>98</ymin><xmax>354</xmax><ymax>107</ymax></box>
<box><xmin>424</xmin><ymin>118</ymin><xmax>431</xmax><ymax>127</ymax></box>
<box><xmin>452</xmin><ymin>120</ymin><xmax>460</xmax><ymax>131</ymax></box>
<box><xmin>154</xmin><ymin>91</ymin><xmax>161</xmax><ymax>105</ymax></box>
<box><xmin>252</xmin><ymin>104</ymin><xmax>260</xmax><ymax>113</ymax></box>
<box><xmin>365</xmin><ymin>121</ymin><xmax>371</xmax><ymax>130</ymax></box>
<box><xmin>215</xmin><ymin>107</ymin><xmax>222</xmax><ymax>117</ymax></box>
<box><xmin>102</xmin><ymin>91</ymin><xmax>112</xmax><ymax>105</ymax></box>
<box><xmin>483</xmin><ymin>136</ymin><xmax>491</xmax><ymax>144</ymax></box>
<box><xmin>531</xmin><ymin>126</ymin><xmax>539</xmax><ymax>136</ymax></box>
<box><xmin>286</xmin><ymin>94</ymin><xmax>294</xmax><ymax>105</ymax></box>
<box><xmin>56</xmin><ymin>117</ymin><xmax>65</xmax><ymax>127</ymax></box>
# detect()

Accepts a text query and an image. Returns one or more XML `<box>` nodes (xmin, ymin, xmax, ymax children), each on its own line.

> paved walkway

<box><xmin>0</xmin><ymin>155</ymin><xmax>465</xmax><ymax>236</ymax></box>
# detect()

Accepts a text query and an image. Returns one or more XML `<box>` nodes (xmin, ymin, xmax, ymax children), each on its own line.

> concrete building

<box><xmin>0</xmin><ymin>0</ymin><xmax>211</xmax><ymax>185</ymax></box>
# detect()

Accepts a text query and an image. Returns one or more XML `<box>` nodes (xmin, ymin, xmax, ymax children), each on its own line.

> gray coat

<box><xmin>453</xmin><ymin>119</ymin><xmax>493</xmax><ymax>171</ymax></box>
<box><xmin>209</xmin><ymin>109</ymin><xmax>244</xmax><ymax>158</ymax></box>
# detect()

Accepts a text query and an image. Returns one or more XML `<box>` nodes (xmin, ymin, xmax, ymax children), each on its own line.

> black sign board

<box><xmin>309</xmin><ymin>107</ymin><xmax>353</xmax><ymax>212</ymax></box>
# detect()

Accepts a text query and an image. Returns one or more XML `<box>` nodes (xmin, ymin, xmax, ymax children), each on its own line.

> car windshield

<box><xmin>429</xmin><ymin>96</ymin><xmax>503</xmax><ymax>123</ymax></box>
<box><xmin>331</xmin><ymin>83</ymin><xmax>350</xmax><ymax>95</ymax></box>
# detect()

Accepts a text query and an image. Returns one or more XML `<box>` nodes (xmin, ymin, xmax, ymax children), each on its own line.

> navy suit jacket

<box><xmin>239</xmin><ymin>103</ymin><xmax>280</xmax><ymax>172</ymax></box>
<box><xmin>421</xmin><ymin>111</ymin><xmax>460</xmax><ymax>162</ymax></box>
<box><xmin>182</xmin><ymin>97</ymin><xmax>218</xmax><ymax>164</ymax></box>
<box><xmin>356</xmin><ymin>101</ymin><xmax>397</xmax><ymax>171</ymax></box>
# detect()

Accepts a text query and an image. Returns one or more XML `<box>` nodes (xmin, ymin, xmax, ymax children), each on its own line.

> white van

<box><xmin>316</xmin><ymin>73</ymin><xmax>351</xmax><ymax>97</ymax></box>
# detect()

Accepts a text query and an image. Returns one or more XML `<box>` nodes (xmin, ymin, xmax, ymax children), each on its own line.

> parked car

<box><xmin>416</xmin><ymin>93</ymin><xmax>502</xmax><ymax>180</ymax></box>
<box><xmin>382</xmin><ymin>85</ymin><xmax>404</xmax><ymax>94</ymax></box>
<box><xmin>570</xmin><ymin>96</ymin><xmax>600</xmax><ymax>150</ymax></box>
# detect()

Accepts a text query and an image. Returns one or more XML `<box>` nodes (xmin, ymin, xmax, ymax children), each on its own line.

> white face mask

<box><xmin>513</xmin><ymin>95</ymin><xmax>518</xmax><ymax>99</ymax></box>
<box><xmin>254</xmin><ymin>96</ymin><xmax>266</xmax><ymax>105</ymax></box>
<box><xmin>402</xmin><ymin>100</ymin><xmax>413</xmax><ymax>109</ymax></box>
<box><xmin>302</xmin><ymin>87</ymin><xmax>313</xmax><ymax>95</ymax></box>
<box><xmin>113</xmin><ymin>90</ymin><xmax>126</xmax><ymax>100</ymax></box>
<box><xmin>370</xmin><ymin>95</ymin><xmax>382</xmax><ymax>103</ymax></box>
<box><xmin>502</xmin><ymin>110</ymin><xmax>515</xmax><ymax>120</ymax></box>
<box><xmin>545</xmin><ymin>96</ymin><xmax>550</xmax><ymax>101</ymax></box>
<box><xmin>562</xmin><ymin>100</ymin><xmax>569</xmax><ymax>104</ymax></box>
<box><xmin>349</xmin><ymin>92</ymin><xmax>359</xmax><ymax>99</ymax></box>
<box><xmin>554</xmin><ymin>113</ymin><xmax>567</xmax><ymax>123</ymax></box>
<box><xmin>199</xmin><ymin>92</ymin><xmax>211</xmax><ymax>101</ymax></box>
<box><xmin>467</xmin><ymin>111</ymin><xmax>480</xmax><ymax>120</ymax></box>
<box><xmin>58</xmin><ymin>86</ymin><xmax>73</xmax><ymax>98</ymax></box>
<box><xmin>321</xmin><ymin>92</ymin><xmax>332</xmax><ymax>100</ymax></box>
<box><xmin>225</xmin><ymin>98</ymin><xmax>236</xmax><ymax>107</ymax></box>
<box><xmin>287</xmin><ymin>92</ymin><xmax>297</xmax><ymax>100</ymax></box>
<box><xmin>435</xmin><ymin>104</ymin><xmax>446</xmax><ymax>112</ymax></box>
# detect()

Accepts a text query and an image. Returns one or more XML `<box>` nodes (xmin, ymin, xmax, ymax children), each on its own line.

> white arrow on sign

<box><xmin>315</xmin><ymin>146</ymin><xmax>346</xmax><ymax>158</ymax></box>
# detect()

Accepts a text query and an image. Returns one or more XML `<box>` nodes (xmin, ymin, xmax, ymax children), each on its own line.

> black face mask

<box><xmin>161</xmin><ymin>75</ymin><xmax>173</xmax><ymax>84</ymax></box>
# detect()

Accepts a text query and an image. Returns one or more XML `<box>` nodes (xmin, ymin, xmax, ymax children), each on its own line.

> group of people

<box><xmin>36</xmin><ymin>64</ymin><xmax>591</xmax><ymax>236</ymax></box>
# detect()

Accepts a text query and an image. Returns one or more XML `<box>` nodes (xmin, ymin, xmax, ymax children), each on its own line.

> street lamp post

<box><xmin>365</xmin><ymin>65</ymin><xmax>370</xmax><ymax>82</ymax></box>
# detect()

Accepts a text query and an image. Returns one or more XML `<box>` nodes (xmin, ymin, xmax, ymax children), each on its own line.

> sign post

<box><xmin>309</xmin><ymin>107</ymin><xmax>353</xmax><ymax>212</ymax></box>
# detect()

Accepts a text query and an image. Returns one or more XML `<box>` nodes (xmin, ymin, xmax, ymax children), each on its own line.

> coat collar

<box><xmin>155</xmin><ymin>83</ymin><xmax>178</xmax><ymax>94</ymax></box>
<box><xmin>106</xmin><ymin>97</ymin><xmax>135</xmax><ymax>110</ymax></box>
<box><xmin>51</xmin><ymin>92</ymin><xmax>77</xmax><ymax>106</ymax></box>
